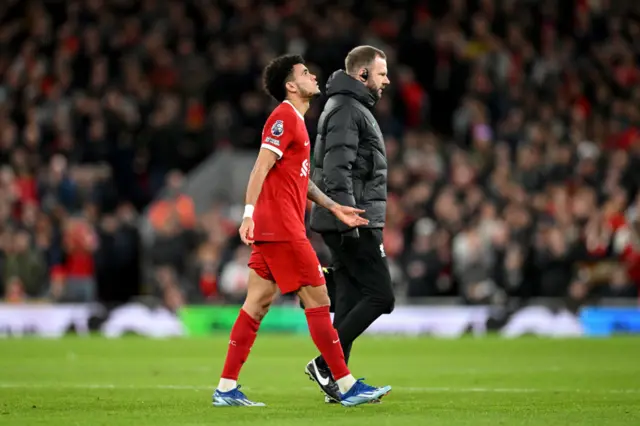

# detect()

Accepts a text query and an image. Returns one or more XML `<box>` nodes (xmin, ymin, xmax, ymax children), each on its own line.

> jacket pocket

<box><xmin>353</xmin><ymin>179</ymin><xmax>364</xmax><ymax>203</ymax></box>
<box><xmin>372</xmin><ymin>149</ymin><xmax>387</xmax><ymax>172</ymax></box>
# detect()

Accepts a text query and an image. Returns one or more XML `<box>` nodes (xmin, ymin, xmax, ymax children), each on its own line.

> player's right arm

<box><xmin>239</xmin><ymin>111</ymin><xmax>293</xmax><ymax>245</ymax></box>
<box><xmin>245</xmin><ymin>148</ymin><xmax>278</xmax><ymax>207</ymax></box>
<box><xmin>239</xmin><ymin>149</ymin><xmax>278</xmax><ymax>245</ymax></box>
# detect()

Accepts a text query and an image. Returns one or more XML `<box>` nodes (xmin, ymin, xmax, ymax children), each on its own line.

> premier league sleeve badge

<box><xmin>271</xmin><ymin>120</ymin><xmax>284</xmax><ymax>137</ymax></box>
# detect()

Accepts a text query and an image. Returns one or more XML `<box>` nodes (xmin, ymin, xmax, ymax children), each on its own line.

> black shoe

<box><xmin>324</xmin><ymin>395</ymin><xmax>339</xmax><ymax>404</ymax></box>
<box><xmin>305</xmin><ymin>358</ymin><xmax>341</xmax><ymax>402</ymax></box>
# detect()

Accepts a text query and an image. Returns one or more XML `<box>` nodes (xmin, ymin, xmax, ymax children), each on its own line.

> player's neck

<box><xmin>283</xmin><ymin>97</ymin><xmax>309</xmax><ymax>117</ymax></box>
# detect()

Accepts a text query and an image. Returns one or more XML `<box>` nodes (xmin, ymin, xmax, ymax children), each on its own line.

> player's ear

<box><xmin>285</xmin><ymin>80</ymin><xmax>297</xmax><ymax>94</ymax></box>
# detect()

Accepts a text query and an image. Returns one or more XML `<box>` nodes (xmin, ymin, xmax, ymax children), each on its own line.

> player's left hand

<box><xmin>331</xmin><ymin>205</ymin><xmax>369</xmax><ymax>228</ymax></box>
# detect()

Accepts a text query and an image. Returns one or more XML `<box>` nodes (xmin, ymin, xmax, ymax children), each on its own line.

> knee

<box><xmin>298</xmin><ymin>285</ymin><xmax>331</xmax><ymax>309</ymax></box>
<box><xmin>304</xmin><ymin>295</ymin><xmax>331</xmax><ymax>309</ymax></box>
<box><xmin>371</xmin><ymin>291</ymin><xmax>395</xmax><ymax>314</ymax></box>
<box><xmin>242</xmin><ymin>293</ymin><xmax>276</xmax><ymax>322</ymax></box>
<box><xmin>242</xmin><ymin>300</ymin><xmax>271</xmax><ymax>322</ymax></box>
<box><xmin>384</xmin><ymin>293</ymin><xmax>395</xmax><ymax>314</ymax></box>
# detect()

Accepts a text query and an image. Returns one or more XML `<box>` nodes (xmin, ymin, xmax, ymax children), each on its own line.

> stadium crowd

<box><xmin>0</xmin><ymin>0</ymin><xmax>639</xmax><ymax>310</ymax></box>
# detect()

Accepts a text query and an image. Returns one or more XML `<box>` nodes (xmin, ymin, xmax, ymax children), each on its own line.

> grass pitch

<box><xmin>0</xmin><ymin>335</ymin><xmax>639</xmax><ymax>425</ymax></box>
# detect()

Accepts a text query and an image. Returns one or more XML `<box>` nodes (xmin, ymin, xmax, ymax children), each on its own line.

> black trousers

<box><xmin>320</xmin><ymin>228</ymin><xmax>395</xmax><ymax>364</ymax></box>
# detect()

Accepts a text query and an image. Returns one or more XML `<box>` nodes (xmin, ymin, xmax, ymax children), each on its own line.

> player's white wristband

<box><xmin>243</xmin><ymin>204</ymin><xmax>254</xmax><ymax>219</ymax></box>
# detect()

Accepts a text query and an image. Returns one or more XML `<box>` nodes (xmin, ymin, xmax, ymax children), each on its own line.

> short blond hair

<box><xmin>345</xmin><ymin>45</ymin><xmax>386</xmax><ymax>75</ymax></box>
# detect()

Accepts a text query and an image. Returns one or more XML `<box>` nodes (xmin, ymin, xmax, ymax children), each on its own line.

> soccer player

<box><xmin>212</xmin><ymin>54</ymin><xmax>392</xmax><ymax>407</ymax></box>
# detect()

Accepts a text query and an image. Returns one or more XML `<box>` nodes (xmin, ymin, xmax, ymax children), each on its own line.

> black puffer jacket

<box><xmin>310</xmin><ymin>70</ymin><xmax>387</xmax><ymax>233</ymax></box>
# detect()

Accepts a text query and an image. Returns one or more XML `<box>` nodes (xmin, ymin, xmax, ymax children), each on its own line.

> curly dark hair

<box><xmin>262</xmin><ymin>54</ymin><xmax>305</xmax><ymax>102</ymax></box>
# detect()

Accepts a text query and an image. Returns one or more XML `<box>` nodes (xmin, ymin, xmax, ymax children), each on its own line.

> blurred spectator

<box><xmin>189</xmin><ymin>242</ymin><xmax>221</xmax><ymax>302</ymax></box>
<box><xmin>0</xmin><ymin>0</ymin><xmax>638</xmax><ymax>311</ymax></box>
<box><xmin>218</xmin><ymin>245</ymin><xmax>251</xmax><ymax>304</ymax></box>
<box><xmin>59</xmin><ymin>216</ymin><xmax>98</xmax><ymax>302</ymax></box>
<box><xmin>2</xmin><ymin>229</ymin><xmax>47</xmax><ymax>299</ymax></box>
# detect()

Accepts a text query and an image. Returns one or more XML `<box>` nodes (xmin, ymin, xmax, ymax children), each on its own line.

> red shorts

<box><xmin>248</xmin><ymin>239</ymin><xmax>326</xmax><ymax>294</ymax></box>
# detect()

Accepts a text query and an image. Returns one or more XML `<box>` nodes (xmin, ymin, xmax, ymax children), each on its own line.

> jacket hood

<box><xmin>325</xmin><ymin>70</ymin><xmax>378</xmax><ymax>109</ymax></box>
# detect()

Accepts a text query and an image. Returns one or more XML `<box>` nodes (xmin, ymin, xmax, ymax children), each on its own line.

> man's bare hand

<box><xmin>330</xmin><ymin>205</ymin><xmax>369</xmax><ymax>228</ymax></box>
<box><xmin>239</xmin><ymin>218</ymin><xmax>255</xmax><ymax>245</ymax></box>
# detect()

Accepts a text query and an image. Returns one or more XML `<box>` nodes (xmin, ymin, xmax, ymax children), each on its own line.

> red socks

<box><xmin>221</xmin><ymin>306</ymin><xmax>350</xmax><ymax>383</ymax></box>
<box><xmin>220</xmin><ymin>309</ymin><xmax>261</xmax><ymax>380</ymax></box>
<box><xmin>305</xmin><ymin>305</ymin><xmax>350</xmax><ymax>380</ymax></box>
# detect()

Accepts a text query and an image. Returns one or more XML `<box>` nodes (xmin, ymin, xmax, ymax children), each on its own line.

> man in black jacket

<box><xmin>305</xmin><ymin>45</ymin><xmax>395</xmax><ymax>403</ymax></box>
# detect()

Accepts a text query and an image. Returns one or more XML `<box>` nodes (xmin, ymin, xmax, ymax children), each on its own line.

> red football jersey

<box><xmin>253</xmin><ymin>101</ymin><xmax>311</xmax><ymax>241</ymax></box>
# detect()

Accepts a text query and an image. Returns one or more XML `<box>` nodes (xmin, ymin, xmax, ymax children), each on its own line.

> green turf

<box><xmin>0</xmin><ymin>336</ymin><xmax>639</xmax><ymax>425</ymax></box>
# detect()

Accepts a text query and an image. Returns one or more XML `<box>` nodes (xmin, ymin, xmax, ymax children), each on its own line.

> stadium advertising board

<box><xmin>579</xmin><ymin>307</ymin><xmax>640</xmax><ymax>336</ymax></box>
<box><xmin>3</xmin><ymin>303</ymin><xmax>634</xmax><ymax>339</ymax></box>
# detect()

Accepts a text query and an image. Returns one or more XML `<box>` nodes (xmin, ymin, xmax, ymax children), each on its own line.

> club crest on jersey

<box><xmin>271</xmin><ymin>120</ymin><xmax>284</xmax><ymax>137</ymax></box>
